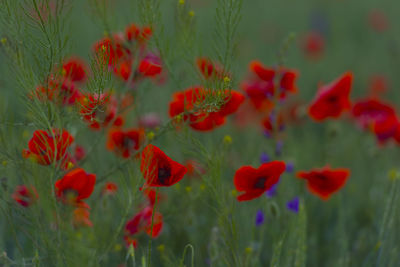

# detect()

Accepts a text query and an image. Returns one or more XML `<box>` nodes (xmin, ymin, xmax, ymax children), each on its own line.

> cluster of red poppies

<box><xmin>15</xmin><ymin>17</ymin><xmax>400</xmax><ymax>251</ymax></box>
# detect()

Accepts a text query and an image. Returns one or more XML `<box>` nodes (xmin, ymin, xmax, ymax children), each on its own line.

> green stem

<box><xmin>147</xmin><ymin>188</ymin><xmax>159</xmax><ymax>267</ymax></box>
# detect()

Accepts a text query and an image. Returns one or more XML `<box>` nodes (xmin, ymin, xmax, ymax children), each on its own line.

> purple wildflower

<box><xmin>255</xmin><ymin>210</ymin><xmax>265</xmax><ymax>226</ymax></box>
<box><xmin>275</xmin><ymin>140</ymin><xmax>283</xmax><ymax>156</ymax></box>
<box><xmin>286</xmin><ymin>197</ymin><xmax>299</xmax><ymax>213</ymax></box>
<box><xmin>286</xmin><ymin>161</ymin><xmax>294</xmax><ymax>173</ymax></box>
<box><xmin>263</xmin><ymin>130</ymin><xmax>271</xmax><ymax>138</ymax></box>
<box><xmin>260</xmin><ymin>152</ymin><xmax>270</xmax><ymax>163</ymax></box>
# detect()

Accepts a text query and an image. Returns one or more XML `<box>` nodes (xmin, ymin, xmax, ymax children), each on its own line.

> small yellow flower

<box><xmin>147</xmin><ymin>131</ymin><xmax>155</xmax><ymax>140</ymax></box>
<box><xmin>388</xmin><ymin>169</ymin><xmax>399</xmax><ymax>181</ymax></box>
<box><xmin>157</xmin><ymin>244</ymin><xmax>165</xmax><ymax>253</ymax></box>
<box><xmin>2</xmin><ymin>160</ymin><xmax>7</xmax><ymax>166</ymax></box>
<box><xmin>223</xmin><ymin>135</ymin><xmax>232</xmax><ymax>145</ymax></box>
<box><xmin>245</xmin><ymin>247</ymin><xmax>253</xmax><ymax>254</ymax></box>
<box><xmin>231</xmin><ymin>189</ymin><xmax>237</xmax><ymax>197</ymax></box>
<box><xmin>179</xmin><ymin>0</ymin><xmax>185</xmax><ymax>4</ymax></box>
<box><xmin>114</xmin><ymin>244</ymin><xmax>122</xmax><ymax>252</ymax></box>
<box><xmin>0</xmin><ymin>38</ymin><xmax>6</xmax><ymax>44</ymax></box>
<box><xmin>185</xmin><ymin>186</ymin><xmax>192</xmax><ymax>193</ymax></box>
<box><xmin>23</xmin><ymin>130</ymin><xmax>30</xmax><ymax>139</ymax></box>
<box><xmin>75</xmin><ymin>232</ymin><xmax>82</xmax><ymax>240</ymax></box>
<box><xmin>189</xmin><ymin>10</ymin><xmax>195</xmax><ymax>17</ymax></box>
<box><xmin>223</xmin><ymin>76</ymin><xmax>231</xmax><ymax>84</ymax></box>
<box><xmin>374</xmin><ymin>241</ymin><xmax>382</xmax><ymax>251</ymax></box>
<box><xmin>175</xmin><ymin>114</ymin><xmax>183</xmax><ymax>123</ymax></box>
<box><xmin>67</xmin><ymin>162</ymin><xmax>74</xmax><ymax>170</ymax></box>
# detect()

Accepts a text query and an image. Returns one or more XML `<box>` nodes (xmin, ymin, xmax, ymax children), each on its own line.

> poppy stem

<box><xmin>147</xmin><ymin>188</ymin><xmax>159</xmax><ymax>267</ymax></box>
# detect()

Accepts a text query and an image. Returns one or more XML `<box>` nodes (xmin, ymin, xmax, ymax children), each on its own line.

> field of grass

<box><xmin>1</xmin><ymin>0</ymin><xmax>400</xmax><ymax>266</ymax></box>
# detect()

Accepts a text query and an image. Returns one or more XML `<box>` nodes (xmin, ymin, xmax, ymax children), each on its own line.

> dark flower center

<box><xmin>122</xmin><ymin>137</ymin><xmax>136</xmax><ymax>149</ymax></box>
<box><xmin>158</xmin><ymin>167</ymin><xmax>171</xmax><ymax>184</ymax></box>
<box><xmin>62</xmin><ymin>189</ymin><xmax>79</xmax><ymax>203</ymax></box>
<box><xmin>326</xmin><ymin>95</ymin><xmax>339</xmax><ymax>103</ymax></box>
<box><xmin>254</xmin><ymin>177</ymin><xmax>267</xmax><ymax>189</ymax></box>
<box><xmin>314</xmin><ymin>173</ymin><xmax>327</xmax><ymax>181</ymax></box>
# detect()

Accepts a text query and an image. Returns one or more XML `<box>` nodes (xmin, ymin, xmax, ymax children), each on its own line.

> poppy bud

<box><xmin>268</xmin><ymin>201</ymin><xmax>280</xmax><ymax>218</ymax></box>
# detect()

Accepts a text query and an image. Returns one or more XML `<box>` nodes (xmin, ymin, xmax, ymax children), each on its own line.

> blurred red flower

<box><xmin>55</xmin><ymin>168</ymin><xmax>96</xmax><ymax>205</ymax></box>
<box><xmin>125</xmin><ymin>23</ymin><xmax>153</xmax><ymax>44</ymax></box>
<box><xmin>196</xmin><ymin>57</ymin><xmax>227</xmax><ymax>80</ymax></box>
<box><xmin>79</xmin><ymin>93</ymin><xmax>120</xmax><ymax>130</ymax></box>
<box><xmin>102</xmin><ymin>182</ymin><xmax>118</xmax><ymax>196</ymax></box>
<box><xmin>107</xmin><ymin>128</ymin><xmax>144</xmax><ymax>158</ymax></box>
<box><xmin>169</xmin><ymin>87</ymin><xmax>244</xmax><ymax>131</ymax></box>
<box><xmin>138</xmin><ymin>54</ymin><xmax>162</xmax><ymax>77</ymax></box>
<box><xmin>12</xmin><ymin>185</ymin><xmax>38</xmax><ymax>207</ymax></box>
<box><xmin>61</xmin><ymin>57</ymin><xmax>88</xmax><ymax>83</ymax></box>
<box><xmin>22</xmin><ymin>129</ymin><xmax>74</xmax><ymax>167</ymax></box>
<box><xmin>368</xmin><ymin>75</ymin><xmax>388</xmax><ymax>97</ymax></box>
<box><xmin>297</xmin><ymin>167</ymin><xmax>350</xmax><ymax>200</ymax></box>
<box><xmin>93</xmin><ymin>37</ymin><xmax>130</xmax><ymax>67</ymax></box>
<box><xmin>234</xmin><ymin>161</ymin><xmax>286</xmax><ymax>201</ymax></box>
<box><xmin>301</xmin><ymin>31</ymin><xmax>325</xmax><ymax>60</ymax></box>
<box><xmin>140</xmin><ymin>144</ymin><xmax>187</xmax><ymax>187</ymax></box>
<box><xmin>242</xmin><ymin>61</ymin><xmax>298</xmax><ymax>111</ymax></box>
<box><xmin>368</xmin><ymin>9</ymin><xmax>389</xmax><ymax>33</ymax></box>
<box><xmin>308</xmin><ymin>72</ymin><xmax>353</xmax><ymax>121</ymax></box>
<box><xmin>73</xmin><ymin>207</ymin><xmax>93</xmax><ymax>227</ymax></box>
<box><xmin>352</xmin><ymin>98</ymin><xmax>398</xmax><ymax>144</ymax></box>
<box><xmin>125</xmin><ymin>206</ymin><xmax>163</xmax><ymax>239</ymax></box>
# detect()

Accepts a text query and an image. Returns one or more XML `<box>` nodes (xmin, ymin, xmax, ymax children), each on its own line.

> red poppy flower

<box><xmin>79</xmin><ymin>93</ymin><xmax>119</xmax><ymax>130</ymax></box>
<box><xmin>32</xmin><ymin>78</ymin><xmax>81</xmax><ymax>106</ymax></box>
<box><xmin>93</xmin><ymin>37</ymin><xmax>130</xmax><ymax>67</ymax></box>
<box><xmin>279</xmin><ymin>69</ymin><xmax>299</xmax><ymax>98</ymax></box>
<box><xmin>125</xmin><ymin>23</ymin><xmax>153</xmax><ymax>44</ymax></box>
<box><xmin>352</xmin><ymin>98</ymin><xmax>396</xmax><ymax>127</ymax></box>
<box><xmin>250</xmin><ymin>60</ymin><xmax>275</xmax><ymax>81</ymax></box>
<box><xmin>373</xmin><ymin>115</ymin><xmax>399</xmax><ymax>144</ymax></box>
<box><xmin>242</xmin><ymin>61</ymin><xmax>299</xmax><ymax>111</ymax></box>
<box><xmin>12</xmin><ymin>185</ymin><xmax>38</xmax><ymax>207</ymax></box>
<box><xmin>301</xmin><ymin>31</ymin><xmax>325</xmax><ymax>60</ymax></box>
<box><xmin>196</xmin><ymin>57</ymin><xmax>226</xmax><ymax>79</ymax></box>
<box><xmin>72</xmin><ymin>145</ymin><xmax>86</xmax><ymax>163</ymax></box>
<box><xmin>140</xmin><ymin>144</ymin><xmax>187</xmax><ymax>187</ymax></box>
<box><xmin>107</xmin><ymin>128</ymin><xmax>144</xmax><ymax>158</ymax></box>
<box><xmin>184</xmin><ymin>159</ymin><xmax>206</xmax><ymax>178</ymax></box>
<box><xmin>102</xmin><ymin>182</ymin><xmax>118</xmax><ymax>196</ymax></box>
<box><xmin>262</xmin><ymin>112</ymin><xmax>284</xmax><ymax>135</ymax></box>
<box><xmin>62</xmin><ymin>57</ymin><xmax>88</xmax><ymax>83</ymax></box>
<box><xmin>368</xmin><ymin>9</ymin><xmax>389</xmax><ymax>33</ymax></box>
<box><xmin>234</xmin><ymin>161</ymin><xmax>286</xmax><ymax>201</ymax></box>
<box><xmin>308</xmin><ymin>72</ymin><xmax>353</xmax><ymax>121</ymax></box>
<box><xmin>125</xmin><ymin>206</ymin><xmax>163</xmax><ymax>238</ymax></box>
<box><xmin>143</xmin><ymin>188</ymin><xmax>164</xmax><ymax>206</ymax></box>
<box><xmin>55</xmin><ymin>168</ymin><xmax>96</xmax><ymax>205</ymax></box>
<box><xmin>352</xmin><ymin>98</ymin><xmax>398</xmax><ymax>143</ymax></box>
<box><xmin>22</xmin><ymin>129</ymin><xmax>74</xmax><ymax>166</ymax></box>
<box><xmin>73</xmin><ymin>207</ymin><xmax>93</xmax><ymax>227</ymax></box>
<box><xmin>114</xmin><ymin>59</ymin><xmax>133</xmax><ymax>81</ymax></box>
<box><xmin>138</xmin><ymin>54</ymin><xmax>162</xmax><ymax>77</ymax></box>
<box><xmin>369</xmin><ymin>75</ymin><xmax>388</xmax><ymax>97</ymax></box>
<box><xmin>297</xmin><ymin>167</ymin><xmax>350</xmax><ymax>200</ymax></box>
<box><xmin>169</xmin><ymin>87</ymin><xmax>245</xmax><ymax>131</ymax></box>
